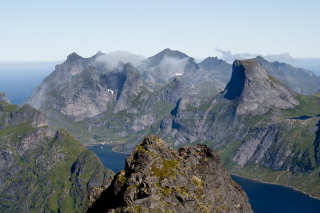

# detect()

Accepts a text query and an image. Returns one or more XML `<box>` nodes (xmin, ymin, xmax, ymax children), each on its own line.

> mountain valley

<box><xmin>20</xmin><ymin>49</ymin><xmax>320</xmax><ymax>201</ymax></box>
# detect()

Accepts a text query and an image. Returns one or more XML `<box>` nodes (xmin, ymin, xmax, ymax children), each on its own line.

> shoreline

<box><xmin>85</xmin><ymin>142</ymin><xmax>320</xmax><ymax>202</ymax></box>
<box><xmin>84</xmin><ymin>142</ymin><xmax>125</xmax><ymax>147</ymax></box>
<box><xmin>111</xmin><ymin>144</ymin><xmax>130</xmax><ymax>154</ymax></box>
<box><xmin>230</xmin><ymin>173</ymin><xmax>320</xmax><ymax>201</ymax></box>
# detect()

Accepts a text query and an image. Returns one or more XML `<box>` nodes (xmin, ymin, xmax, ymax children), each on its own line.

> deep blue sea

<box><xmin>88</xmin><ymin>144</ymin><xmax>320</xmax><ymax>213</ymax></box>
<box><xmin>0</xmin><ymin>62</ymin><xmax>60</xmax><ymax>105</ymax></box>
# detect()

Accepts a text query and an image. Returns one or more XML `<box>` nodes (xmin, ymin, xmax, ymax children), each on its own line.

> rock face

<box><xmin>220</xmin><ymin>59</ymin><xmax>299</xmax><ymax>115</ymax></box>
<box><xmin>84</xmin><ymin>135</ymin><xmax>253</xmax><ymax>213</ymax></box>
<box><xmin>0</xmin><ymin>103</ymin><xmax>48</xmax><ymax>128</ymax></box>
<box><xmin>24</xmin><ymin>52</ymin><xmax>101</xmax><ymax>109</ymax></box>
<box><xmin>0</xmin><ymin>92</ymin><xmax>10</xmax><ymax>104</ymax></box>
<box><xmin>0</xmin><ymin>101</ymin><xmax>114</xmax><ymax>212</ymax></box>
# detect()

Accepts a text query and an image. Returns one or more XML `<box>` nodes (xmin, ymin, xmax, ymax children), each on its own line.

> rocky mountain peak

<box><xmin>145</xmin><ymin>48</ymin><xmax>190</xmax><ymax>68</ymax></box>
<box><xmin>254</xmin><ymin>55</ymin><xmax>268</xmax><ymax>63</ymax></box>
<box><xmin>221</xmin><ymin>59</ymin><xmax>299</xmax><ymax>115</ymax></box>
<box><xmin>84</xmin><ymin>135</ymin><xmax>253</xmax><ymax>213</ymax></box>
<box><xmin>199</xmin><ymin>56</ymin><xmax>225</xmax><ymax>69</ymax></box>
<box><xmin>158</xmin><ymin>48</ymin><xmax>189</xmax><ymax>59</ymax></box>
<box><xmin>113</xmin><ymin>64</ymin><xmax>146</xmax><ymax>113</ymax></box>
<box><xmin>67</xmin><ymin>52</ymin><xmax>83</xmax><ymax>61</ymax></box>
<box><xmin>0</xmin><ymin>92</ymin><xmax>11</xmax><ymax>104</ymax></box>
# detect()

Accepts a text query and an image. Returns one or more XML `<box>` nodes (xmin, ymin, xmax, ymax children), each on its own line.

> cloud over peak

<box><xmin>95</xmin><ymin>51</ymin><xmax>146</xmax><ymax>68</ymax></box>
<box><xmin>215</xmin><ymin>48</ymin><xmax>294</xmax><ymax>63</ymax></box>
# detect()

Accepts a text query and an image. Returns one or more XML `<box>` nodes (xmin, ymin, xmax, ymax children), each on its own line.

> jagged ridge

<box><xmin>84</xmin><ymin>135</ymin><xmax>253</xmax><ymax>213</ymax></box>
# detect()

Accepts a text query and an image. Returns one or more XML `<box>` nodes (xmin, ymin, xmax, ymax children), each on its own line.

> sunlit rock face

<box><xmin>84</xmin><ymin>135</ymin><xmax>253</xmax><ymax>213</ymax></box>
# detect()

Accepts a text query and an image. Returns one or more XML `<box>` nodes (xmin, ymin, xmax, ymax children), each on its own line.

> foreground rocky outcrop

<box><xmin>84</xmin><ymin>135</ymin><xmax>253</xmax><ymax>213</ymax></box>
<box><xmin>0</xmin><ymin>101</ymin><xmax>114</xmax><ymax>212</ymax></box>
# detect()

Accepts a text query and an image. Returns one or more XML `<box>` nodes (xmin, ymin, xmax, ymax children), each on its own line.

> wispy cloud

<box><xmin>158</xmin><ymin>56</ymin><xmax>189</xmax><ymax>72</ymax></box>
<box><xmin>215</xmin><ymin>48</ymin><xmax>294</xmax><ymax>63</ymax></box>
<box><xmin>215</xmin><ymin>47</ymin><xmax>320</xmax><ymax>75</ymax></box>
<box><xmin>95</xmin><ymin>51</ymin><xmax>146</xmax><ymax>68</ymax></box>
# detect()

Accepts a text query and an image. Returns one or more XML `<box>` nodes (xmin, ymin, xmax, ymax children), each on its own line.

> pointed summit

<box><xmin>221</xmin><ymin>59</ymin><xmax>299</xmax><ymax>115</ymax></box>
<box><xmin>254</xmin><ymin>55</ymin><xmax>268</xmax><ymax>63</ymax></box>
<box><xmin>92</xmin><ymin>50</ymin><xmax>105</xmax><ymax>58</ymax></box>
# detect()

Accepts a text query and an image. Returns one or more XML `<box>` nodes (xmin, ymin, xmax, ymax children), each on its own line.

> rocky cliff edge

<box><xmin>219</xmin><ymin>59</ymin><xmax>299</xmax><ymax>115</ymax></box>
<box><xmin>84</xmin><ymin>135</ymin><xmax>253</xmax><ymax>213</ymax></box>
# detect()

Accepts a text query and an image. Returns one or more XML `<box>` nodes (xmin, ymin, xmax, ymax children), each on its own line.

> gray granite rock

<box><xmin>84</xmin><ymin>135</ymin><xmax>253</xmax><ymax>213</ymax></box>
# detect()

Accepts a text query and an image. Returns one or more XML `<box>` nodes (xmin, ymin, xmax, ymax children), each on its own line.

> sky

<box><xmin>0</xmin><ymin>0</ymin><xmax>320</xmax><ymax>62</ymax></box>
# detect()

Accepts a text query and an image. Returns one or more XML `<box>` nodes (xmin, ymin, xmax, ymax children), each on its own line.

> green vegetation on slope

<box><xmin>0</xmin><ymin>104</ymin><xmax>114</xmax><ymax>213</ymax></box>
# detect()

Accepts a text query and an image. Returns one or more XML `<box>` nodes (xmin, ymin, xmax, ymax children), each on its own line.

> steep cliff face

<box><xmin>0</xmin><ymin>102</ymin><xmax>114</xmax><ymax>212</ymax></box>
<box><xmin>44</xmin><ymin>65</ymin><xmax>111</xmax><ymax>122</ymax></box>
<box><xmin>0</xmin><ymin>92</ymin><xmax>10</xmax><ymax>104</ymax></box>
<box><xmin>37</xmin><ymin>61</ymin><xmax>152</xmax><ymax>123</ymax></box>
<box><xmin>132</xmin><ymin>59</ymin><xmax>320</xmax><ymax>199</ymax></box>
<box><xmin>24</xmin><ymin>52</ymin><xmax>100</xmax><ymax>109</ymax></box>
<box><xmin>219</xmin><ymin>59</ymin><xmax>299</xmax><ymax>115</ymax></box>
<box><xmin>113</xmin><ymin>63</ymin><xmax>149</xmax><ymax>113</ymax></box>
<box><xmin>84</xmin><ymin>136</ymin><xmax>253</xmax><ymax>213</ymax></box>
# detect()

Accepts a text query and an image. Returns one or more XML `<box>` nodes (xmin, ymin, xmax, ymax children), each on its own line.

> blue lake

<box><xmin>87</xmin><ymin>144</ymin><xmax>129</xmax><ymax>173</ymax></box>
<box><xmin>88</xmin><ymin>144</ymin><xmax>320</xmax><ymax>213</ymax></box>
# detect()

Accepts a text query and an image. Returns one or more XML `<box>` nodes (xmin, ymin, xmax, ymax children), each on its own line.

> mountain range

<box><xmin>22</xmin><ymin>48</ymin><xmax>320</xmax><ymax>200</ymax></box>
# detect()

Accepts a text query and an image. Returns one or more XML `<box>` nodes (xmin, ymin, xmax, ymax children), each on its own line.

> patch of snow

<box><xmin>107</xmin><ymin>89</ymin><xmax>114</xmax><ymax>95</ymax></box>
<box><xmin>170</xmin><ymin>73</ymin><xmax>183</xmax><ymax>77</ymax></box>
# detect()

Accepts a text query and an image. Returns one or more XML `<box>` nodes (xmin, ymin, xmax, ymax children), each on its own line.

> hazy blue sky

<box><xmin>1</xmin><ymin>0</ymin><xmax>319</xmax><ymax>61</ymax></box>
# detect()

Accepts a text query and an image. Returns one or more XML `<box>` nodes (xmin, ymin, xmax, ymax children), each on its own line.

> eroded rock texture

<box><xmin>84</xmin><ymin>135</ymin><xmax>252</xmax><ymax>213</ymax></box>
